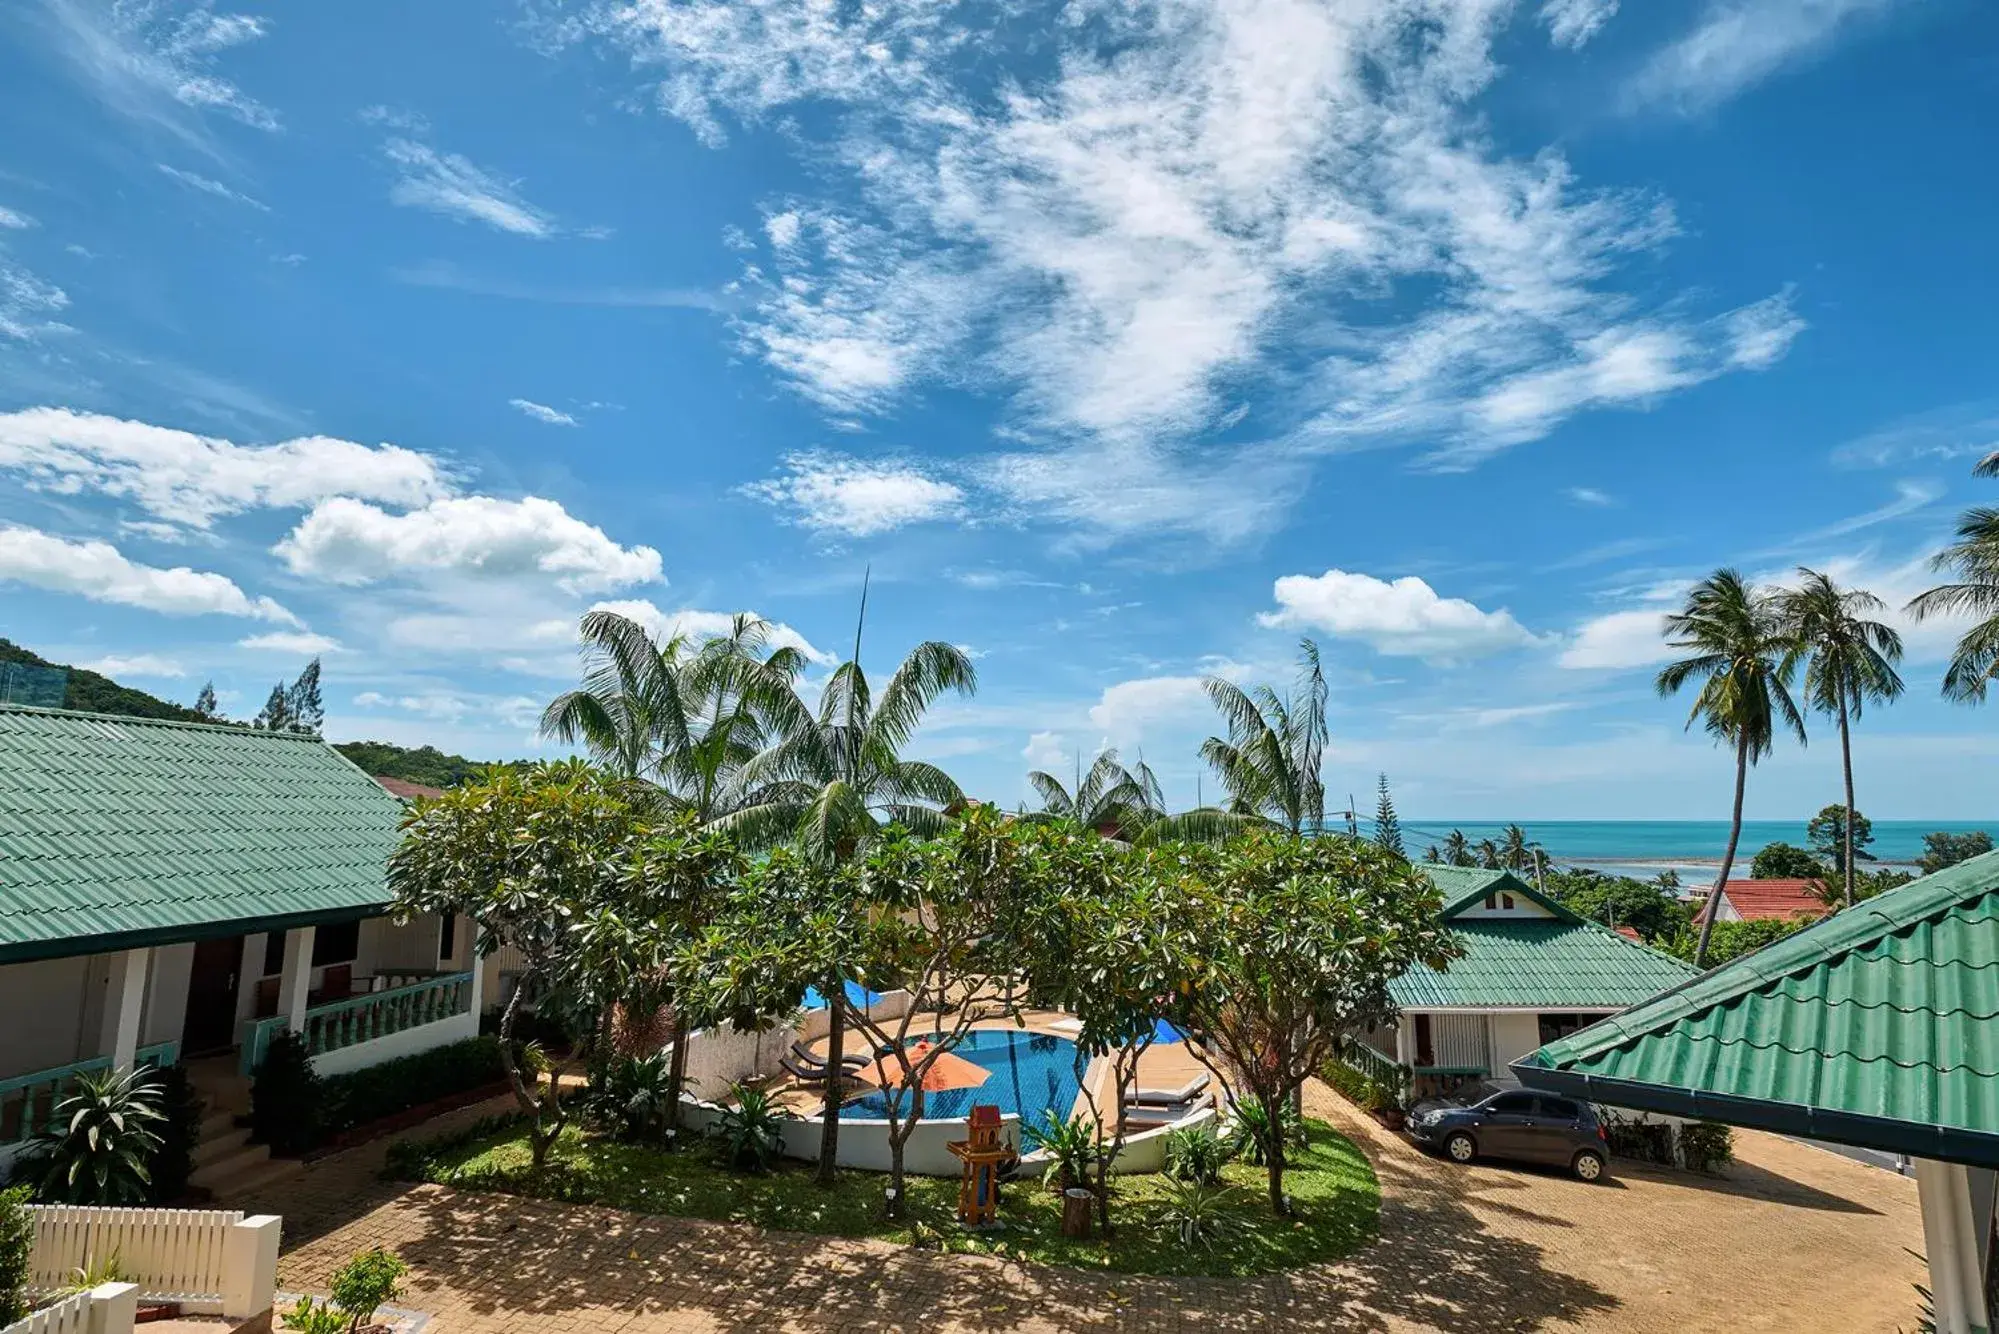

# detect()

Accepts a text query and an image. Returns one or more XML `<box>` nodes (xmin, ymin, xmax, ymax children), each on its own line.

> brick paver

<box><xmin>238</xmin><ymin>1084</ymin><xmax>1927</xmax><ymax>1333</ymax></box>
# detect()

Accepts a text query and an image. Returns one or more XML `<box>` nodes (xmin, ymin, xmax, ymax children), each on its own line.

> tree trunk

<box><xmin>1694</xmin><ymin>735</ymin><xmax>1750</xmax><ymax>969</ymax></box>
<box><xmin>664</xmin><ymin>1009</ymin><xmax>691</xmax><ymax>1142</ymax></box>
<box><xmin>1839</xmin><ymin>699</ymin><xmax>1857</xmax><ymax>909</ymax></box>
<box><xmin>815</xmin><ymin>987</ymin><xmax>844</xmax><ymax>1186</ymax></box>
<box><xmin>1265</xmin><ymin>1128</ymin><xmax>1289</xmax><ymax>1216</ymax></box>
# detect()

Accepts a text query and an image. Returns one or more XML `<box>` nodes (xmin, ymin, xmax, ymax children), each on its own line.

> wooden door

<box><xmin>182</xmin><ymin>935</ymin><xmax>246</xmax><ymax>1055</ymax></box>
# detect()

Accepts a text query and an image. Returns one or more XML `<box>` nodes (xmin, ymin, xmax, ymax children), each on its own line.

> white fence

<box><xmin>2</xmin><ymin>1284</ymin><xmax>137</xmax><ymax>1334</ymax></box>
<box><xmin>24</xmin><ymin>1206</ymin><xmax>279</xmax><ymax>1320</ymax></box>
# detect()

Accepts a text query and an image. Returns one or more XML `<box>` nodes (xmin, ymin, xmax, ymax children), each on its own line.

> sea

<box><xmin>1368</xmin><ymin>819</ymin><xmax>1999</xmax><ymax>883</ymax></box>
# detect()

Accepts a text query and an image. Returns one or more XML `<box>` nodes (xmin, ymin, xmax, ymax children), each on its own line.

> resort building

<box><xmin>0</xmin><ymin>705</ymin><xmax>489</xmax><ymax>1183</ymax></box>
<box><xmin>1364</xmin><ymin>865</ymin><xmax>1698</xmax><ymax>1093</ymax></box>
<box><xmin>1700</xmin><ymin>876</ymin><xmax>1830</xmax><ymax>923</ymax></box>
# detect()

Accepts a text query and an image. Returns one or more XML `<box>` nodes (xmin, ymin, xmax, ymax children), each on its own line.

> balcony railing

<box><xmin>239</xmin><ymin>971</ymin><xmax>473</xmax><ymax>1075</ymax></box>
<box><xmin>0</xmin><ymin>1042</ymin><xmax>180</xmax><ymax>1149</ymax></box>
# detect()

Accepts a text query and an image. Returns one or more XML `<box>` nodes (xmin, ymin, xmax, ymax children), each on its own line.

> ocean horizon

<box><xmin>1362</xmin><ymin>818</ymin><xmax>1999</xmax><ymax>877</ymax></box>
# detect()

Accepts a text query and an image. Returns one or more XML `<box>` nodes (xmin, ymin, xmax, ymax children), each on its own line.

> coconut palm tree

<box><xmin>1441</xmin><ymin>829</ymin><xmax>1473</xmax><ymax>867</ymax></box>
<box><xmin>1023</xmin><ymin>748</ymin><xmax>1165</xmax><ymax>840</ymax></box>
<box><xmin>1497</xmin><ymin>824</ymin><xmax>1542</xmax><ymax>875</ymax></box>
<box><xmin>1773</xmin><ymin>569</ymin><xmax>1904</xmax><ymax>907</ymax></box>
<box><xmin>539</xmin><ymin>609</ymin><xmax>695</xmax><ymax>784</ymax></box>
<box><xmin>1908</xmin><ymin>494</ymin><xmax>1999</xmax><ymax>704</ymax></box>
<box><xmin>1199</xmin><ymin>639</ymin><xmax>1328</xmax><ymax>836</ymax></box>
<box><xmin>1657</xmin><ymin>570</ymin><xmax>1807</xmax><ymax>967</ymax></box>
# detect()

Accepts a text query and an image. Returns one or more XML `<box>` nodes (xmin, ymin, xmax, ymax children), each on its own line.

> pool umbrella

<box><xmin>1152</xmin><ymin>1018</ymin><xmax>1188</xmax><ymax>1044</ymax></box>
<box><xmin>854</xmin><ymin>1041</ymin><xmax>991</xmax><ymax>1093</ymax></box>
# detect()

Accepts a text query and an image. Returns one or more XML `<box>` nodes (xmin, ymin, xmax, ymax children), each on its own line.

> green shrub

<box><xmin>329</xmin><ymin>1246</ymin><xmax>407</xmax><ymax>1332</ymax></box>
<box><xmin>1023</xmin><ymin>1110</ymin><xmax>1100</xmax><ymax>1192</ymax></box>
<box><xmin>252</xmin><ymin>1031</ymin><xmax>325</xmax><ymax>1155</ymax></box>
<box><xmin>31</xmin><ymin>1067</ymin><xmax>165</xmax><ymax>1204</ymax></box>
<box><xmin>1226</xmin><ymin>1095</ymin><xmax>1303</xmax><ymax>1166</ymax></box>
<box><xmin>584</xmin><ymin>1052</ymin><xmax>675</xmax><ymax>1143</ymax></box>
<box><xmin>1319</xmin><ymin>1060</ymin><xmax>1371</xmax><ymax>1107</ymax></box>
<box><xmin>0</xmin><ymin>1185</ymin><xmax>33</xmax><ymax>1326</ymax></box>
<box><xmin>148</xmin><ymin>1064</ymin><xmax>206</xmax><ymax>1203</ymax></box>
<box><xmin>1153</xmin><ymin>1178</ymin><xmax>1238</xmax><ymax>1251</ymax></box>
<box><xmin>1162</xmin><ymin>1127</ymin><xmax>1232</xmax><ymax>1186</ymax></box>
<box><xmin>1677</xmin><ymin>1121</ymin><xmax>1734</xmax><ymax>1173</ymax></box>
<box><xmin>320</xmin><ymin>1037</ymin><xmax>508</xmax><ymax>1137</ymax></box>
<box><xmin>709</xmin><ymin>1083</ymin><xmax>786</xmax><ymax>1173</ymax></box>
<box><xmin>1599</xmin><ymin>1111</ymin><xmax>1674</xmax><ymax>1166</ymax></box>
<box><xmin>281</xmin><ymin>1295</ymin><xmax>347</xmax><ymax>1334</ymax></box>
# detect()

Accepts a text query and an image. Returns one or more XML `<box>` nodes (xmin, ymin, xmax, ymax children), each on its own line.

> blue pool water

<box><xmin>844</xmin><ymin>1029</ymin><xmax>1082</xmax><ymax>1124</ymax></box>
<box><xmin>800</xmin><ymin>981</ymin><xmax>884</xmax><ymax>1010</ymax></box>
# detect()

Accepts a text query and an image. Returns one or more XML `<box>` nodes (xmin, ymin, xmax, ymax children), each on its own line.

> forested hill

<box><xmin>330</xmin><ymin>741</ymin><xmax>501</xmax><ymax>788</ymax></box>
<box><xmin>0</xmin><ymin>639</ymin><xmax>210</xmax><ymax>723</ymax></box>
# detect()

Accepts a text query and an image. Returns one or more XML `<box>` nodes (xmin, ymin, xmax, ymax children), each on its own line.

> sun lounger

<box><xmin>1127</xmin><ymin>1074</ymin><xmax>1210</xmax><ymax>1105</ymax></box>
<box><xmin>1123</xmin><ymin>1091</ymin><xmax>1214</xmax><ymax>1124</ymax></box>
<box><xmin>780</xmin><ymin>1056</ymin><xmax>838</xmax><ymax>1084</ymax></box>
<box><xmin>790</xmin><ymin>1042</ymin><xmax>868</xmax><ymax>1071</ymax></box>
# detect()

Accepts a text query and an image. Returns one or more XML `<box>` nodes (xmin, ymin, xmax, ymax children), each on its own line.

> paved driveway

<box><xmin>245</xmin><ymin>1085</ymin><xmax>1926</xmax><ymax>1333</ymax></box>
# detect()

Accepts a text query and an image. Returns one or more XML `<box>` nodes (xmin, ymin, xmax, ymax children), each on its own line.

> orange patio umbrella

<box><xmin>853</xmin><ymin>1041</ymin><xmax>991</xmax><ymax>1093</ymax></box>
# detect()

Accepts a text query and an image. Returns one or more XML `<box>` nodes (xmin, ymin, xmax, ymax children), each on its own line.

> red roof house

<box><xmin>1706</xmin><ymin>877</ymin><xmax>1829</xmax><ymax>923</ymax></box>
<box><xmin>372</xmin><ymin>775</ymin><xmax>446</xmax><ymax>801</ymax></box>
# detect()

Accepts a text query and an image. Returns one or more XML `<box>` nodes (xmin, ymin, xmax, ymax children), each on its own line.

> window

<box><xmin>438</xmin><ymin>914</ymin><xmax>458</xmax><ymax>963</ymax></box>
<box><xmin>262</xmin><ymin>932</ymin><xmax>284</xmax><ymax>977</ymax></box>
<box><xmin>1501</xmin><ymin>893</ymin><xmax>1515</xmax><ymax>910</ymax></box>
<box><xmin>1486</xmin><ymin>1092</ymin><xmax>1537</xmax><ymax>1115</ymax></box>
<box><xmin>1484</xmin><ymin>893</ymin><xmax>1496</xmax><ymax>910</ymax></box>
<box><xmin>1538</xmin><ymin>1012</ymin><xmax>1596</xmax><ymax>1045</ymax></box>
<box><xmin>311</xmin><ymin>919</ymin><xmax>361</xmax><ymax>966</ymax></box>
<box><xmin>1537</xmin><ymin>1097</ymin><xmax>1581</xmax><ymax>1121</ymax></box>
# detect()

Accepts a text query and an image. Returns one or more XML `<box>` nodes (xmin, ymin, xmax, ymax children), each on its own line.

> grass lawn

<box><xmin>387</xmin><ymin>1115</ymin><xmax>1379</xmax><ymax>1278</ymax></box>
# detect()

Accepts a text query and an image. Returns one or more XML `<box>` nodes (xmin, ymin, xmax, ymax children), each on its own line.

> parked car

<box><xmin>1404</xmin><ymin>1080</ymin><xmax>1610</xmax><ymax>1181</ymax></box>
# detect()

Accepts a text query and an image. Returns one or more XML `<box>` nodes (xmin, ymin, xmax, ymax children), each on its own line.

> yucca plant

<box><xmin>1023</xmin><ymin>1110</ymin><xmax>1100</xmax><ymax>1192</ymax></box>
<box><xmin>31</xmin><ymin>1067</ymin><xmax>165</xmax><ymax>1205</ymax></box>
<box><xmin>587</xmin><ymin>1052</ymin><xmax>675</xmax><ymax>1143</ymax></box>
<box><xmin>1153</xmin><ymin>1177</ymin><xmax>1238</xmax><ymax>1251</ymax></box>
<box><xmin>1225</xmin><ymin>1094</ymin><xmax>1302</xmax><ymax>1167</ymax></box>
<box><xmin>1162</xmin><ymin>1126</ymin><xmax>1233</xmax><ymax>1186</ymax></box>
<box><xmin>710</xmin><ymin>1083</ymin><xmax>787</xmax><ymax>1173</ymax></box>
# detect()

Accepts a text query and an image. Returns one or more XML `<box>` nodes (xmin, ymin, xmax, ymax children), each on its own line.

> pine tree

<box><xmin>254</xmin><ymin>684</ymin><xmax>290</xmax><ymax>731</ymax></box>
<box><xmin>285</xmin><ymin>658</ymin><xmax>324</xmax><ymax>735</ymax></box>
<box><xmin>1372</xmin><ymin>772</ymin><xmax>1405</xmax><ymax>858</ymax></box>
<box><xmin>193</xmin><ymin>681</ymin><xmax>218</xmax><ymax>718</ymax></box>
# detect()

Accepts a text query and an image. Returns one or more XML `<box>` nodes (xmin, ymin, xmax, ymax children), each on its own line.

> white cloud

<box><xmin>0</xmin><ymin>207</ymin><xmax>34</xmax><ymax>230</ymax></box>
<box><xmin>1630</xmin><ymin>0</ymin><xmax>1902</xmax><ymax>113</ymax></box>
<box><xmin>79</xmin><ymin>653</ymin><xmax>185</xmax><ymax>678</ymax></box>
<box><xmin>1565</xmin><ymin>486</ymin><xmax>1617</xmax><ymax>507</ymax></box>
<box><xmin>1724</xmin><ymin>290</ymin><xmax>1808</xmax><ymax>368</ymax></box>
<box><xmin>742</xmin><ymin>451</ymin><xmax>964</xmax><ymax>536</ymax></box>
<box><xmin>509</xmin><ymin>398</ymin><xmax>578</xmax><ymax>426</ymax></box>
<box><xmin>1022</xmin><ymin>730</ymin><xmax>1067</xmax><ymax>772</ymax></box>
<box><xmin>156</xmin><ymin>163</ymin><xmax>267</xmax><ymax>211</ymax></box>
<box><xmin>0</xmin><ymin>525</ymin><xmax>296</xmax><ymax>621</ymax></box>
<box><xmin>0</xmin><ymin>258</ymin><xmax>69</xmax><ymax>340</ymax></box>
<box><xmin>275</xmin><ymin>496</ymin><xmax>663</xmax><ymax>593</ymax></box>
<box><xmin>570</xmin><ymin>0</ymin><xmax>1803</xmax><ymax>543</ymax></box>
<box><xmin>1831</xmin><ymin>405</ymin><xmax>1999</xmax><ymax>471</ymax></box>
<box><xmin>1087</xmin><ymin>676</ymin><xmax>1210</xmax><ymax>745</ymax></box>
<box><xmin>1789</xmin><ymin>479</ymin><xmax>1942</xmax><ymax>543</ymax></box>
<box><xmin>1559</xmin><ymin>607</ymin><xmax>1676</xmax><ymax>670</ymax></box>
<box><xmin>1541</xmin><ymin>0</ymin><xmax>1618</xmax><ymax>48</ymax></box>
<box><xmin>40</xmin><ymin>0</ymin><xmax>277</xmax><ymax>145</ymax></box>
<box><xmin>382</xmin><ymin>139</ymin><xmax>559</xmax><ymax>238</ymax></box>
<box><xmin>238</xmin><ymin>631</ymin><xmax>341</xmax><ymax>654</ymax></box>
<box><xmin>1259</xmin><ymin>569</ymin><xmax>1542</xmax><ymax>660</ymax></box>
<box><xmin>586</xmin><ymin>599</ymin><xmax>836</xmax><ymax>665</ymax></box>
<box><xmin>350</xmin><ymin>689</ymin><xmax>539</xmax><ymax>727</ymax></box>
<box><xmin>0</xmin><ymin>407</ymin><xmax>453</xmax><ymax>528</ymax></box>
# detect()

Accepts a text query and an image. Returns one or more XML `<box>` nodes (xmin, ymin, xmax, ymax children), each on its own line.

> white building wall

<box><xmin>1487</xmin><ymin>1012</ymin><xmax>1545</xmax><ymax>1072</ymax></box>
<box><xmin>357</xmin><ymin>914</ymin><xmax>444</xmax><ymax>977</ymax></box>
<box><xmin>142</xmin><ymin>944</ymin><xmax>193</xmax><ymax>1048</ymax></box>
<box><xmin>0</xmin><ymin>956</ymin><xmax>95</xmax><ymax>1075</ymax></box>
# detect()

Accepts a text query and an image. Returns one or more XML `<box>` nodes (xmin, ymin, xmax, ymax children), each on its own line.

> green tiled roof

<box><xmin>1516</xmin><ymin>850</ymin><xmax>1999</xmax><ymax>1166</ymax></box>
<box><xmin>1416</xmin><ymin>863</ymin><xmax>1566</xmax><ymax>920</ymax></box>
<box><xmin>0</xmin><ymin>705</ymin><xmax>403</xmax><ymax>962</ymax></box>
<box><xmin>1391</xmin><ymin>918</ymin><xmax>1699</xmax><ymax>1009</ymax></box>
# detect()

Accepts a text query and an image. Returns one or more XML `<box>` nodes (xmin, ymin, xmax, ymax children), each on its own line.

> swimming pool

<box><xmin>844</xmin><ymin>1029</ymin><xmax>1083</xmax><ymax>1124</ymax></box>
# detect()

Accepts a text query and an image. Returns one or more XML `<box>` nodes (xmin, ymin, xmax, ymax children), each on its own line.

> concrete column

<box><xmin>1394</xmin><ymin>1015</ymin><xmax>1415</xmax><ymax>1067</ymax></box>
<box><xmin>221</xmin><ymin>1215</ymin><xmax>283</xmax><ymax>1321</ymax></box>
<box><xmin>85</xmin><ymin>1281</ymin><xmax>138</xmax><ymax>1334</ymax></box>
<box><xmin>234</xmin><ymin>933</ymin><xmax>267</xmax><ymax>1028</ymax></box>
<box><xmin>464</xmin><ymin>918</ymin><xmax>484</xmax><ymax>1018</ymax></box>
<box><xmin>277</xmin><ymin>926</ymin><xmax>316</xmax><ymax>1031</ymax></box>
<box><xmin>99</xmin><ymin>948</ymin><xmax>151</xmax><ymax>1071</ymax></box>
<box><xmin>1915</xmin><ymin>1157</ymin><xmax>1991</xmax><ymax>1334</ymax></box>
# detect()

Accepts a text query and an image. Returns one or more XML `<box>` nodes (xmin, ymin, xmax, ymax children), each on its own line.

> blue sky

<box><xmin>1</xmin><ymin>0</ymin><xmax>1995</xmax><ymax>820</ymax></box>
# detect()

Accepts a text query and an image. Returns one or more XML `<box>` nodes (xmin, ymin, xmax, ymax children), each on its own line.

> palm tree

<box><xmin>720</xmin><ymin>594</ymin><xmax>976</xmax><ymax>1184</ymax></box>
<box><xmin>1199</xmin><ymin>639</ymin><xmax>1328</xmax><ymax>836</ymax></box>
<box><xmin>1024</xmin><ymin>748</ymin><xmax>1165</xmax><ymax>840</ymax></box>
<box><xmin>1497</xmin><ymin>824</ymin><xmax>1541</xmax><ymax>875</ymax></box>
<box><xmin>1476</xmin><ymin>838</ymin><xmax>1501</xmax><ymax>870</ymax></box>
<box><xmin>1441</xmin><ymin>829</ymin><xmax>1473</xmax><ymax>867</ymax></box>
<box><xmin>1774</xmin><ymin>569</ymin><xmax>1904</xmax><ymax>907</ymax></box>
<box><xmin>1657</xmin><ymin>570</ymin><xmax>1807</xmax><ymax>967</ymax></box>
<box><xmin>540</xmin><ymin>608</ymin><xmax>695</xmax><ymax>784</ymax></box>
<box><xmin>1908</xmin><ymin>497</ymin><xmax>1999</xmax><ymax>704</ymax></box>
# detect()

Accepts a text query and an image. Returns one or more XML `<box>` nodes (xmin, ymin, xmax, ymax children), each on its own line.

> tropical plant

<box><xmin>147</xmin><ymin>1063</ymin><xmax>205</xmax><ymax>1203</ymax></box>
<box><xmin>1372</xmin><ymin>773</ymin><xmax>1404</xmax><ymax>858</ymax></box>
<box><xmin>281</xmin><ymin>1296</ymin><xmax>348</xmax><ymax>1334</ymax></box>
<box><xmin>586</xmin><ymin>1052</ymin><xmax>675</xmax><ymax>1143</ymax></box>
<box><xmin>1440</xmin><ymin>830</ymin><xmax>1473</xmax><ymax>867</ymax></box>
<box><xmin>1022</xmin><ymin>748</ymin><xmax>1164</xmax><ymax>842</ymax></box>
<box><xmin>1657</xmin><ymin>570</ymin><xmax>1807</xmax><ymax>967</ymax></box>
<box><xmin>1806</xmin><ymin>802</ymin><xmax>1878</xmax><ymax>883</ymax></box>
<box><xmin>1476</xmin><ymin>838</ymin><xmax>1501</xmax><ymax>870</ymax></box>
<box><xmin>0</xmin><ymin>1185</ymin><xmax>31</xmax><ymax>1326</ymax></box>
<box><xmin>1162</xmin><ymin>1127</ymin><xmax>1233</xmax><ymax>1186</ymax></box>
<box><xmin>329</xmin><ymin>1246</ymin><xmax>407</xmax><ymax>1334</ymax></box>
<box><xmin>1676</xmin><ymin>1121</ymin><xmax>1734</xmax><ymax>1173</ymax></box>
<box><xmin>55</xmin><ymin>1253</ymin><xmax>130</xmax><ymax>1298</ymax></box>
<box><xmin>1774</xmin><ymin>570</ymin><xmax>1904</xmax><ymax>907</ymax></box>
<box><xmin>1153</xmin><ymin>1177</ymin><xmax>1239</xmax><ymax>1251</ymax></box>
<box><xmin>1749</xmin><ymin>841</ymin><xmax>1826</xmax><ymax>880</ymax></box>
<box><xmin>1497</xmin><ymin>824</ymin><xmax>1541</xmax><ymax>875</ymax></box>
<box><xmin>1023</xmin><ymin>1110</ymin><xmax>1100</xmax><ymax>1192</ymax></box>
<box><xmin>30</xmin><ymin>1067</ymin><xmax>165</xmax><ymax>1205</ymax></box>
<box><xmin>709</xmin><ymin>1083</ymin><xmax>787</xmax><ymax>1173</ymax></box>
<box><xmin>1919</xmin><ymin>830</ymin><xmax>1995</xmax><ymax>875</ymax></box>
<box><xmin>252</xmin><ymin>1029</ymin><xmax>325</xmax><ymax>1155</ymax></box>
<box><xmin>1198</xmin><ymin>638</ymin><xmax>1328</xmax><ymax>835</ymax></box>
<box><xmin>1544</xmin><ymin>869</ymin><xmax>1683</xmax><ymax>942</ymax></box>
<box><xmin>1224</xmin><ymin>1094</ymin><xmax>1303</xmax><ymax>1168</ymax></box>
<box><xmin>1907</xmin><ymin>481</ymin><xmax>1999</xmax><ymax>702</ymax></box>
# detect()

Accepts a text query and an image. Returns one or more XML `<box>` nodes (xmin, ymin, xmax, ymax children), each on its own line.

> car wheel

<box><xmin>1444</xmin><ymin>1131</ymin><xmax>1476</xmax><ymax>1164</ymax></box>
<box><xmin>1572</xmin><ymin>1149</ymin><xmax>1606</xmax><ymax>1182</ymax></box>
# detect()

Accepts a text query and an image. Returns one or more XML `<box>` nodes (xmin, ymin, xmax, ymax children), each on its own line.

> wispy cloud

<box><xmin>1787</xmin><ymin>478</ymin><xmax>1943</xmax><ymax>543</ymax></box>
<box><xmin>239</xmin><ymin>630</ymin><xmax>340</xmax><ymax>654</ymax></box>
<box><xmin>37</xmin><ymin>0</ymin><xmax>278</xmax><ymax>148</ymax></box>
<box><xmin>1564</xmin><ymin>486</ymin><xmax>1618</xmax><ymax>507</ymax></box>
<box><xmin>382</xmin><ymin>138</ymin><xmax>558</xmax><ymax>237</ymax></box>
<box><xmin>1541</xmin><ymin>0</ymin><xmax>1619</xmax><ymax>48</ymax></box>
<box><xmin>0</xmin><ymin>206</ymin><xmax>35</xmax><ymax>230</ymax></box>
<box><xmin>391</xmin><ymin>259</ymin><xmax>731</xmax><ymax>311</ymax></box>
<box><xmin>79</xmin><ymin>652</ymin><xmax>185</xmax><ymax>678</ymax></box>
<box><xmin>741</xmin><ymin>451</ymin><xmax>965</xmax><ymax>537</ymax></box>
<box><xmin>509</xmin><ymin>398</ymin><xmax>577</xmax><ymax>426</ymax></box>
<box><xmin>1831</xmin><ymin>404</ymin><xmax>1999</xmax><ymax>470</ymax></box>
<box><xmin>1629</xmin><ymin>0</ymin><xmax>1905</xmax><ymax>114</ymax></box>
<box><xmin>156</xmin><ymin>162</ymin><xmax>267</xmax><ymax>211</ymax></box>
<box><xmin>0</xmin><ymin>257</ymin><xmax>70</xmax><ymax>340</ymax></box>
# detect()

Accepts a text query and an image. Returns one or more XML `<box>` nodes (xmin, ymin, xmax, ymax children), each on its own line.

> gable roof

<box><xmin>1399</xmin><ymin>863</ymin><xmax>1697</xmax><ymax>1009</ymax></box>
<box><xmin>1515</xmin><ymin>850</ymin><xmax>1999</xmax><ymax>1167</ymax></box>
<box><xmin>0</xmin><ymin>705</ymin><xmax>404</xmax><ymax>963</ymax></box>
<box><xmin>1716</xmin><ymin>877</ymin><xmax>1829</xmax><ymax>922</ymax></box>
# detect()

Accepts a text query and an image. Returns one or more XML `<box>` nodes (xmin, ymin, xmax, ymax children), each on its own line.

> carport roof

<box><xmin>0</xmin><ymin>705</ymin><xmax>401</xmax><ymax>963</ymax></box>
<box><xmin>1516</xmin><ymin>850</ymin><xmax>1999</xmax><ymax>1167</ymax></box>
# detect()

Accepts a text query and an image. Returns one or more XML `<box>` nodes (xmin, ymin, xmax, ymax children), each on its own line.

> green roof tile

<box><xmin>1391</xmin><ymin>918</ymin><xmax>1698</xmax><ymax>1009</ymax></box>
<box><xmin>1516</xmin><ymin>850</ymin><xmax>1999</xmax><ymax>1165</ymax></box>
<box><xmin>0</xmin><ymin>706</ymin><xmax>403</xmax><ymax>962</ymax></box>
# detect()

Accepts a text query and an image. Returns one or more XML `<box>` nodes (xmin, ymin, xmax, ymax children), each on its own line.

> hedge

<box><xmin>320</xmin><ymin>1037</ymin><xmax>508</xmax><ymax>1136</ymax></box>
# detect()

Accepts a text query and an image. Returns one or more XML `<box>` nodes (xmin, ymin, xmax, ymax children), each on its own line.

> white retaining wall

<box><xmin>679</xmin><ymin>1096</ymin><xmax>1024</xmax><ymax>1176</ymax></box>
<box><xmin>24</xmin><ymin>1206</ymin><xmax>279</xmax><ymax>1320</ymax></box>
<box><xmin>309</xmin><ymin>1007</ymin><xmax>479</xmax><ymax>1078</ymax></box>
